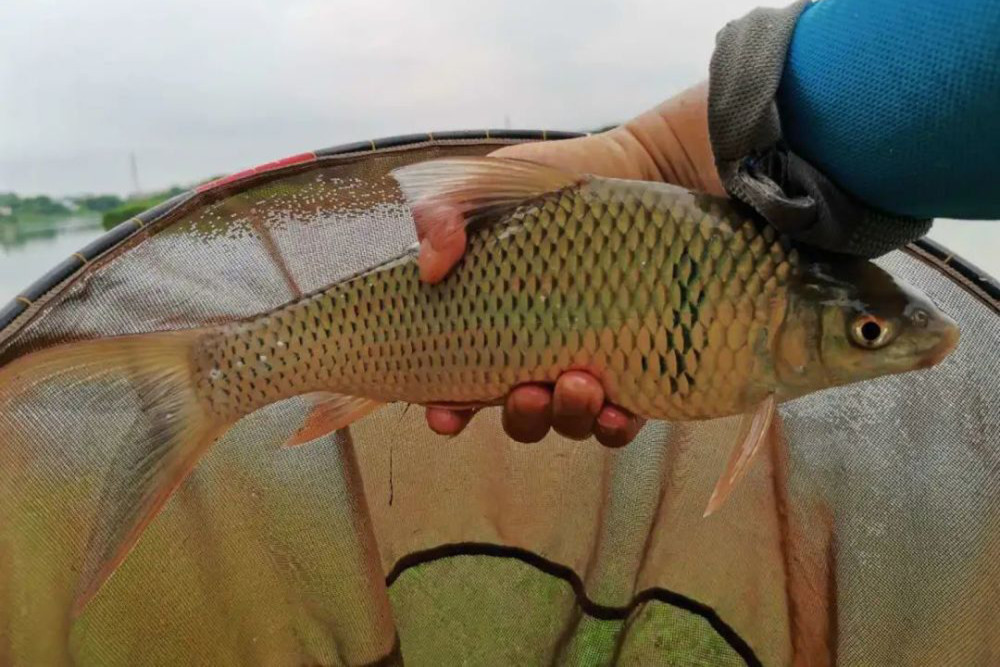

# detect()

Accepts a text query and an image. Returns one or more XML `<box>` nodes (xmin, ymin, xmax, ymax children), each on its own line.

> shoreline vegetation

<box><xmin>99</xmin><ymin>188</ymin><xmax>186</xmax><ymax>229</ymax></box>
<box><xmin>1</xmin><ymin>178</ymin><xmax>219</xmax><ymax>232</ymax></box>
<box><xmin>0</xmin><ymin>190</ymin><xmax>178</xmax><ymax>231</ymax></box>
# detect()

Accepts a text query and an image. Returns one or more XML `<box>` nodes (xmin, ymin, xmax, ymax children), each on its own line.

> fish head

<box><xmin>776</xmin><ymin>258</ymin><xmax>959</xmax><ymax>396</ymax></box>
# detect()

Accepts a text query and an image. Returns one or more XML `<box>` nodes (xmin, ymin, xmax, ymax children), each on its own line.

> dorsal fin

<box><xmin>391</xmin><ymin>157</ymin><xmax>584</xmax><ymax>229</ymax></box>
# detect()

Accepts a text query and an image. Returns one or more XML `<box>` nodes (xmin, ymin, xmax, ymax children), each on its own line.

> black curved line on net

<box><xmin>1</xmin><ymin>128</ymin><xmax>997</xmax><ymax>334</ymax></box>
<box><xmin>384</xmin><ymin>541</ymin><xmax>763</xmax><ymax>667</ymax></box>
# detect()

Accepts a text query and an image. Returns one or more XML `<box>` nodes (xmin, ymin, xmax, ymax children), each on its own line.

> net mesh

<box><xmin>0</xmin><ymin>139</ymin><xmax>996</xmax><ymax>666</ymax></box>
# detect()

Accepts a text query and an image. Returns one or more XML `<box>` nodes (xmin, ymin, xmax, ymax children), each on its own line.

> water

<box><xmin>0</xmin><ymin>217</ymin><xmax>996</xmax><ymax>306</ymax></box>
<box><xmin>0</xmin><ymin>217</ymin><xmax>105</xmax><ymax>304</ymax></box>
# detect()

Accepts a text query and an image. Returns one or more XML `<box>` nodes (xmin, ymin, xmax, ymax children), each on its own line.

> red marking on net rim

<box><xmin>195</xmin><ymin>152</ymin><xmax>318</xmax><ymax>193</ymax></box>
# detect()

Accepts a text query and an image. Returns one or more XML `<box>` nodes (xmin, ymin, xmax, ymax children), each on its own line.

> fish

<box><xmin>0</xmin><ymin>156</ymin><xmax>959</xmax><ymax>614</ymax></box>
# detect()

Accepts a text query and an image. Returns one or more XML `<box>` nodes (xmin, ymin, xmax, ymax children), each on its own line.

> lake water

<box><xmin>1</xmin><ymin>216</ymin><xmax>106</xmax><ymax>304</ymax></box>
<box><xmin>0</xmin><ymin>217</ymin><xmax>996</xmax><ymax>306</ymax></box>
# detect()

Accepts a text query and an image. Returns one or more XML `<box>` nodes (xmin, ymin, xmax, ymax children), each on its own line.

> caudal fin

<box><xmin>0</xmin><ymin>330</ymin><xmax>230</xmax><ymax>616</ymax></box>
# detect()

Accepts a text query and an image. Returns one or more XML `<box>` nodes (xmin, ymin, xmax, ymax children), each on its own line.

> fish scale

<box><xmin>193</xmin><ymin>178</ymin><xmax>797</xmax><ymax>423</ymax></box>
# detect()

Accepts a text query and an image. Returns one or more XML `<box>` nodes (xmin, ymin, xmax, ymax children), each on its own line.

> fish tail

<box><xmin>0</xmin><ymin>329</ymin><xmax>230</xmax><ymax>616</ymax></box>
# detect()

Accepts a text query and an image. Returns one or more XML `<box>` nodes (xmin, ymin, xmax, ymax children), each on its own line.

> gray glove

<box><xmin>708</xmin><ymin>0</ymin><xmax>932</xmax><ymax>258</ymax></box>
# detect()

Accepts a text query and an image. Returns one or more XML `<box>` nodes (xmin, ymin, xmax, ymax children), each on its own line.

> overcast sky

<box><xmin>0</xmin><ymin>0</ymin><xmax>780</xmax><ymax>196</ymax></box>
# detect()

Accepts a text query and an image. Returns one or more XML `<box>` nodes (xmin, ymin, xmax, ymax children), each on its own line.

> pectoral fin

<box><xmin>284</xmin><ymin>392</ymin><xmax>383</xmax><ymax>447</ymax></box>
<box><xmin>703</xmin><ymin>394</ymin><xmax>777</xmax><ymax>517</ymax></box>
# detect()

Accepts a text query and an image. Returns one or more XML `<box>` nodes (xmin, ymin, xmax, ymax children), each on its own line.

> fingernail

<box><xmin>422</xmin><ymin>212</ymin><xmax>461</xmax><ymax>251</ymax></box>
<box><xmin>420</xmin><ymin>236</ymin><xmax>438</xmax><ymax>257</ymax></box>
<box><xmin>598</xmin><ymin>410</ymin><xmax>624</xmax><ymax>431</ymax></box>
<box><xmin>513</xmin><ymin>390</ymin><xmax>534</xmax><ymax>413</ymax></box>
<box><xmin>418</xmin><ymin>239</ymin><xmax>445</xmax><ymax>283</ymax></box>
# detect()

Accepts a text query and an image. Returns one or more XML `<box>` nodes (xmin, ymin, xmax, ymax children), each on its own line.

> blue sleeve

<box><xmin>776</xmin><ymin>0</ymin><xmax>1000</xmax><ymax>220</ymax></box>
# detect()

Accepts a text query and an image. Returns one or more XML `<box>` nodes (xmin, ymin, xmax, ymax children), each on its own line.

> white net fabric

<box><xmin>0</xmin><ymin>139</ymin><xmax>996</xmax><ymax>666</ymax></box>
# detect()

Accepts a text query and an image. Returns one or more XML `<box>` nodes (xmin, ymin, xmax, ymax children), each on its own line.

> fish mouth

<box><xmin>918</xmin><ymin>317</ymin><xmax>960</xmax><ymax>369</ymax></box>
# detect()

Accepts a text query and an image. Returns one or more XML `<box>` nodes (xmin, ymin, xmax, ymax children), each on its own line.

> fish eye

<box><xmin>850</xmin><ymin>315</ymin><xmax>892</xmax><ymax>349</ymax></box>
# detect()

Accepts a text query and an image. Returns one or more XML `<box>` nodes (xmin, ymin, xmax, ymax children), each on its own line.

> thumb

<box><xmin>415</xmin><ymin>204</ymin><xmax>467</xmax><ymax>284</ymax></box>
<box><xmin>492</xmin><ymin>81</ymin><xmax>723</xmax><ymax>195</ymax></box>
<box><xmin>489</xmin><ymin>132</ymin><xmax>652</xmax><ymax>180</ymax></box>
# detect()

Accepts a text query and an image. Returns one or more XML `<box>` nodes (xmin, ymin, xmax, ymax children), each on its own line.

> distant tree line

<box><xmin>0</xmin><ymin>192</ymin><xmax>130</xmax><ymax>220</ymax></box>
<box><xmin>1</xmin><ymin>193</ymin><xmax>71</xmax><ymax>218</ymax></box>
<box><xmin>0</xmin><ymin>187</ymin><xmax>193</xmax><ymax>230</ymax></box>
<box><xmin>76</xmin><ymin>194</ymin><xmax>125</xmax><ymax>213</ymax></box>
<box><xmin>100</xmin><ymin>187</ymin><xmax>185</xmax><ymax>229</ymax></box>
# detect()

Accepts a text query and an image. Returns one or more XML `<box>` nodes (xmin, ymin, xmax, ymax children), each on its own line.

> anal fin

<box><xmin>703</xmin><ymin>394</ymin><xmax>777</xmax><ymax>517</ymax></box>
<box><xmin>284</xmin><ymin>392</ymin><xmax>383</xmax><ymax>447</ymax></box>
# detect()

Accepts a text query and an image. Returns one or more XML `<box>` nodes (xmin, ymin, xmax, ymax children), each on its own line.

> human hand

<box><xmin>418</xmin><ymin>81</ymin><xmax>724</xmax><ymax>446</ymax></box>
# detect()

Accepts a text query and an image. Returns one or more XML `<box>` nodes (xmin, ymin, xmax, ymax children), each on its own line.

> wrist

<box><xmin>607</xmin><ymin>82</ymin><xmax>724</xmax><ymax>196</ymax></box>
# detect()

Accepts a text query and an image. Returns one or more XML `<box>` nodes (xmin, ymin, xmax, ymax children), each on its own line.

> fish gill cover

<box><xmin>0</xmin><ymin>133</ymin><xmax>997</xmax><ymax>666</ymax></box>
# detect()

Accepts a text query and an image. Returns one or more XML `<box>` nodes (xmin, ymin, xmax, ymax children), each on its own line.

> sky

<box><xmin>0</xmin><ymin>0</ymin><xmax>779</xmax><ymax>197</ymax></box>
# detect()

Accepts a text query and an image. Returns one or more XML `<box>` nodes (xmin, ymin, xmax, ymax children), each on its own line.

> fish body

<box><xmin>0</xmin><ymin>157</ymin><xmax>959</xmax><ymax>613</ymax></box>
<box><xmin>196</xmin><ymin>177</ymin><xmax>794</xmax><ymax>424</ymax></box>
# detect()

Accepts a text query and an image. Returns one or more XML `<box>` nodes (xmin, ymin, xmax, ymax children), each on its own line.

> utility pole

<box><xmin>129</xmin><ymin>151</ymin><xmax>141</xmax><ymax>197</ymax></box>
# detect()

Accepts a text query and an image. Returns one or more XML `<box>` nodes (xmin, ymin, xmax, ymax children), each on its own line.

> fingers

<box><xmin>414</xmin><ymin>206</ymin><xmax>467</xmax><ymax>284</ymax></box>
<box><xmin>499</xmin><ymin>373</ymin><xmax>643</xmax><ymax>448</ymax></box>
<box><xmin>502</xmin><ymin>376</ymin><xmax>602</xmax><ymax>444</ymax></box>
<box><xmin>593</xmin><ymin>406</ymin><xmax>645</xmax><ymax>449</ymax></box>
<box><xmin>502</xmin><ymin>385</ymin><xmax>552</xmax><ymax>444</ymax></box>
<box><xmin>425</xmin><ymin>374</ymin><xmax>644</xmax><ymax>449</ymax></box>
<box><xmin>550</xmin><ymin>371</ymin><xmax>604</xmax><ymax>440</ymax></box>
<box><xmin>422</xmin><ymin>387</ymin><xmax>556</xmax><ymax>443</ymax></box>
<box><xmin>418</xmin><ymin>231</ymin><xmax>466</xmax><ymax>284</ymax></box>
<box><xmin>425</xmin><ymin>406</ymin><xmax>475</xmax><ymax>436</ymax></box>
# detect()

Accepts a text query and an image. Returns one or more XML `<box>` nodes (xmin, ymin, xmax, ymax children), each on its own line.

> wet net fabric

<box><xmin>0</xmin><ymin>140</ymin><xmax>997</xmax><ymax>666</ymax></box>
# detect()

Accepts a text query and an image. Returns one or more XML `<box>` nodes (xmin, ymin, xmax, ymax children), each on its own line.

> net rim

<box><xmin>1</xmin><ymin>128</ymin><xmax>996</xmax><ymax>340</ymax></box>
